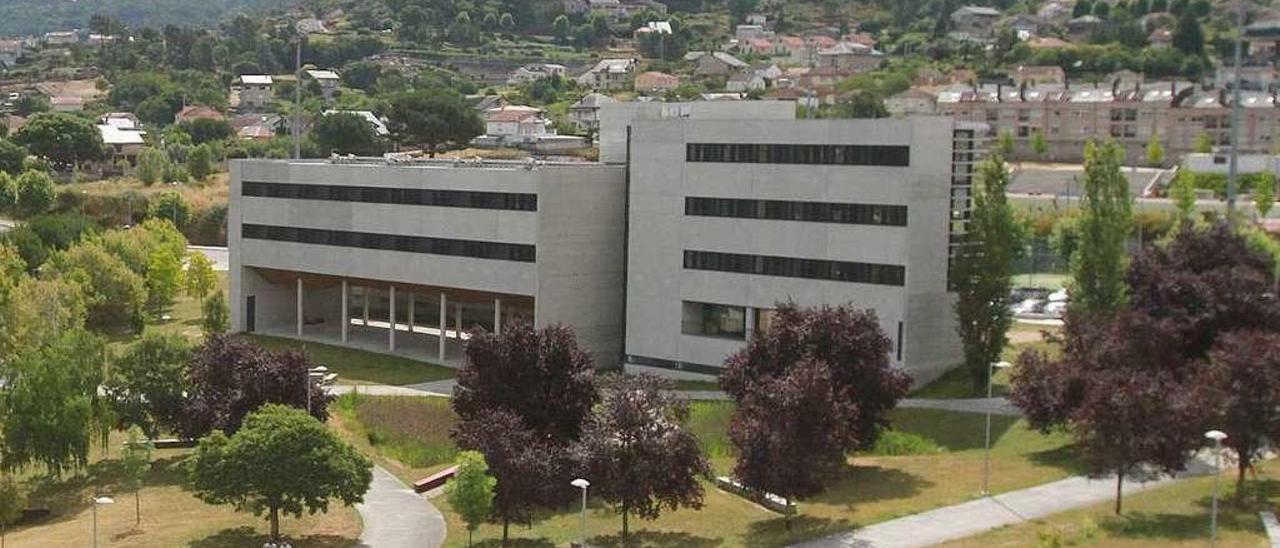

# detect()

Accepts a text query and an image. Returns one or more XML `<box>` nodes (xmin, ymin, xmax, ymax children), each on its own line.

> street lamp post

<box><xmin>1205</xmin><ymin>430</ymin><xmax>1228</xmax><ymax>547</ymax></box>
<box><xmin>571</xmin><ymin>478</ymin><xmax>590</xmax><ymax>548</ymax></box>
<box><xmin>983</xmin><ymin>361</ymin><xmax>1013</xmax><ymax>496</ymax></box>
<box><xmin>304</xmin><ymin>365</ymin><xmax>336</xmax><ymax>415</ymax></box>
<box><xmin>92</xmin><ymin>496</ymin><xmax>114</xmax><ymax>548</ymax></box>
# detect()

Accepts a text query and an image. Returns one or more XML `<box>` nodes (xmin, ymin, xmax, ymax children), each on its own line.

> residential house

<box><xmin>564</xmin><ymin>0</ymin><xmax>667</xmax><ymax>19</ymax></box>
<box><xmin>735</xmin><ymin>24</ymin><xmax>768</xmax><ymax>42</ymax></box>
<box><xmin>576</xmin><ymin>58</ymin><xmax>637</xmax><ymax>91</ymax></box>
<box><xmin>1011</xmin><ymin>65</ymin><xmax>1066</xmax><ymax>86</ymax></box>
<box><xmin>1001</xmin><ymin>14</ymin><xmax>1040</xmax><ymax>39</ymax></box>
<box><xmin>484</xmin><ymin>106</ymin><xmax>551</xmax><ymax>139</ymax></box>
<box><xmin>176</xmin><ymin>105</ymin><xmax>225</xmax><ymax>125</ymax></box>
<box><xmin>689</xmin><ymin>51</ymin><xmax>748</xmax><ymax>76</ymax></box>
<box><xmin>634</xmin><ymin>71</ymin><xmax>680</xmax><ymax>93</ymax></box>
<box><xmin>951</xmin><ymin>6</ymin><xmax>1002</xmax><ymax>36</ymax></box>
<box><xmin>239</xmin><ymin>75</ymin><xmax>274</xmax><ymax>111</ymax></box>
<box><xmin>305</xmin><ymin>70</ymin><xmax>341</xmax><ymax>102</ymax></box>
<box><xmin>324</xmin><ymin>110</ymin><xmax>390</xmax><ymax>137</ymax></box>
<box><xmin>886</xmin><ymin>89</ymin><xmax>939</xmax><ymax>116</ymax></box>
<box><xmin>507</xmin><ymin>63</ymin><xmax>568</xmax><ymax>85</ymax></box>
<box><xmin>1067</xmin><ymin>15</ymin><xmax>1103</xmax><ymax>40</ymax></box>
<box><xmin>296</xmin><ymin>18</ymin><xmax>329</xmax><ymax>34</ymax></box>
<box><xmin>762</xmin><ymin>87</ymin><xmax>819</xmax><ymax>109</ymax></box>
<box><xmin>745</xmin><ymin>13</ymin><xmax>767</xmax><ymax>26</ymax></box>
<box><xmin>468</xmin><ymin>95</ymin><xmax>509</xmax><ymax>112</ymax></box>
<box><xmin>569</xmin><ymin>93</ymin><xmax>617</xmax><ymax>132</ymax></box>
<box><xmin>817</xmin><ymin>42</ymin><xmax>883</xmax><ymax>73</ymax></box>
<box><xmin>1037</xmin><ymin>1</ymin><xmax>1073</xmax><ymax>22</ymax></box>
<box><xmin>778</xmin><ymin>36</ymin><xmax>810</xmax><ymax>64</ymax></box>
<box><xmin>1027</xmin><ymin>36</ymin><xmax>1073</xmax><ymax>50</ymax></box>
<box><xmin>49</xmin><ymin>95</ymin><xmax>83</xmax><ymax>111</ymax></box>
<box><xmin>726</xmin><ymin>73</ymin><xmax>766</xmax><ymax>93</ymax></box>
<box><xmin>98</xmin><ymin>123</ymin><xmax>145</xmax><ymax>168</ymax></box>
<box><xmin>739</xmin><ymin>37</ymin><xmax>776</xmax><ymax>56</ymax></box>
<box><xmin>100</xmin><ymin>112</ymin><xmax>140</xmax><ymax>129</ymax></box>
<box><xmin>0</xmin><ymin>39</ymin><xmax>27</xmax><ymax>68</ymax></box>
<box><xmin>233</xmin><ymin>113</ymin><xmax>285</xmax><ymax>141</ymax></box>
<box><xmin>1149</xmin><ymin>28</ymin><xmax>1174</xmax><ymax>49</ymax></box>
<box><xmin>42</xmin><ymin>31</ymin><xmax>78</xmax><ymax>46</ymax></box>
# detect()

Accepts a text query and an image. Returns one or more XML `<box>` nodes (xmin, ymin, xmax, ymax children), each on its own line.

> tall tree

<box><xmin>179</xmin><ymin>335</ymin><xmax>330</xmax><ymax>438</ymax></box>
<box><xmin>121</xmin><ymin>427</ymin><xmax>154</xmax><ymax>525</ymax></box>
<box><xmin>1172</xmin><ymin>11</ymin><xmax>1205</xmax><ymax>56</ymax></box>
<box><xmin>1255</xmin><ymin>175</ymin><xmax>1276</xmax><ymax>219</ymax></box>
<box><xmin>1197</xmin><ymin>331</ymin><xmax>1280</xmax><ymax>503</ymax></box>
<box><xmin>0</xmin><ymin>276</ymin><xmax>86</xmax><ymax>359</ymax></box>
<box><xmin>0</xmin><ymin>329</ymin><xmax>108</xmax><ymax>475</ymax></box>
<box><xmin>105</xmin><ymin>332</ymin><xmax>192</xmax><ymax>437</ymax></box>
<box><xmin>145</xmin><ymin>246</ymin><xmax>184</xmax><ymax>313</ymax></box>
<box><xmin>185</xmin><ymin>251</ymin><xmax>217</xmax><ymax>300</ymax></box>
<box><xmin>446</xmin><ymin>451</ymin><xmax>496</xmax><ymax>547</ymax></box>
<box><xmin>575</xmin><ymin>375</ymin><xmax>710</xmax><ymax>537</ymax></box>
<box><xmin>44</xmin><ymin>241</ymin><xmax>146</xmax><ymax>333</ymax></box>
<box><xmin>0</xmin><ymin>475</ymin><xmax>25</xmax><ymax>548</ymax></box>
<box><xmin>952</xmin><ymin>154</ymin><xmax>1023</xmax><ymax>392</ymax></box>
<box><xmin>1031</xmin><ymin>129</ymin><xmax>1048</xmax><ymax>159</ymax></box>
<box><xmin>186</xmin><ymin>404</ymin><xmax>373</xmax><ymax>540</ymax></box>
<box><xmin>0</xmin><ymin>140</ymin><xmax>25</xmax><ymax>176</ymax></box>
<box><xmin>386</xmin><ymin>88</ymin><xmax>483</xmax><ymax>156</ymax></box>
<box><xmin>1070</xmin><ymin>139</ymin><xmax>1132</xmax><ymax>317</ymax></box>
<box><xmin>1145</xmin><ymin>135</ymin><xmax>1165</xmax><ymax>167</ymax></box>
<box><xmin>11</xmin><ymin>113</ymin><xmax>105</xmax><ymax>170</ymax></box>
<box><xmin>313</xmin><ymin>112</ymin><xmax>382</xmax><ymax>155</ymax></box>
<box><xmin>136</xmin><ymin>147</ymin><xmax>167</xmax><ymax>186</ymax></box>
<box><xmin>202</xmin><ymin>290</ymin><xmax>230</xmax><ymax>336</ymax></box>
<box><xmin>14</xmin><ymin>170</ymin><xmax>54</xmax><ymax>218</ymax></box>
<box><xmin>1170</xmin><ymin>169</ymin><xmax>1197</xmax><ymax>221</ymax></box>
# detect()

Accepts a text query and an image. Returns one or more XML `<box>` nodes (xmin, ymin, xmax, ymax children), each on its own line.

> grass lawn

<box><xmin>241</xmin><ymin>334</ymin><xmax>455</xmax><ymax>386</ymax></box>
<box><xmin>912</xmin><ymin>322</ymin><xmax>1061</xmax><ymax>399</ymax></box>
<box><xmin>941</xmin><ymin>460</ymin><xmax>1280</xmax><ymax>547</ymax></box>
<box><xmin>334</xmin><ymin>395</ymin><xmax>1080</xmax><ymax>547</ymax></box>
<box><xmin>4</xmin><ymin>431</ymin><xmax>361</xmax><ymax>548</ymax></box>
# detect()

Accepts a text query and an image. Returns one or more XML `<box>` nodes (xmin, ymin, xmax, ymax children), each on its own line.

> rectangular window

<box><xmin>683</xmin><ymin>250</ymin><xmax>905</xmax><ymax>286</ymax></box>
<box><xmin>686</xmin><ymin>143</ymin><xmax>909</xmax><ymax>167</ymax></box>
<box><xmin>241</xmin><ymin>224</ymin><xmax>536</xmax><ymax>262</ymax></box>
<box><xmin>681</xmin><ymin>301</ymin><xmax>747</xmax><ymax>339</ymax></box>
<box><xmin>241</xmin><ymin>181</ymin><xmax>538</xmax><ymax>211</ymax></box>
<box><xmin>685</xmin><ymin>197</ymin><xmax>907</xmax><ymax>227</ymax></box>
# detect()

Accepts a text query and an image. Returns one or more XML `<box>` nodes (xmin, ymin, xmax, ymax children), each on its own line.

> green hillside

<box><xmin>0</xmin><ymin>0</ymin><xmax>290</xmax><ymax>36</ymax></box>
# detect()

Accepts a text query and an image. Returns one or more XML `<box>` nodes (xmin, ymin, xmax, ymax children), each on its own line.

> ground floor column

<box><xmin>494</xmin><ymin>298</ymin><xmax>501</xmax><ymax>335</ymax></box>
<box><xmin>341</xmin><ymin>280</ymin><xmax>349</xmax><ymax>343</ymax></box>
<box><xmin>407</xmin><ymin>292</ymin><xmax>415</xmax><ymax>335</ymax></box>
<box><xmin>455</xmin><ymin>302</ymin><xmax>462</xmax><ymax>342</ymax></box>
<box><xmin>362</xmin><ymin>286</ymin><xmax>370</xmax><ymax>325</ymax></box>
<box><xmin>745</xmin><ymin>307</ymin><xmax>757</xmax><ymax>341</ymax></box>
<box><xmin>438</xmin><ymin>292</ymin><xmax>448</xmax><ymax>361</ymax></box>
<box><xmin>388</xmin><ymin>285</ymin><xmax>396</xmax><ymax>352</ymax></box>
<box><xmin>295</xmin><ymin>277</ymin><xmax>303</xmax><ymax>337</ymax></box>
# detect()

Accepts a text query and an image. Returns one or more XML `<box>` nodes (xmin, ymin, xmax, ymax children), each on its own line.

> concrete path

<box><xmin>791</xmin><ymin>458</ymin><xmax>1218</xmax><ymax>548</ymax></box>
<box><xmin>899</xmin><ymin>397</ymin><xmax>1022</xmax><ymax>417</ymax></box>
<box><xmin>331</xmin><ymin>384</ymin><xmax>449</xmax><ymax>398</ymax></box>
<box><xmin>188</xmin><ymin>245</ymin><xmax>228</xmax><ymax>271</ymax></box>
<box><xmin>356</xmin><ymin>465</ymin><xmax>446</xmax><ymax>548</ymax></box>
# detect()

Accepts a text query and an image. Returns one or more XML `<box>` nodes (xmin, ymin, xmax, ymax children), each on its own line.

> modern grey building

<box><xmin>229</xmin><ymin>103</ymin><xmax>976</xmax><ymax>384</ymax></box>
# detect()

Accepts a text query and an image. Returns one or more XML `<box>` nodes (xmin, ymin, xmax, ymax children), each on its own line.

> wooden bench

<box><xmin>413</xmin><ymin>466</ymin><xmax>457</xmax><ymax>494</ymax></box>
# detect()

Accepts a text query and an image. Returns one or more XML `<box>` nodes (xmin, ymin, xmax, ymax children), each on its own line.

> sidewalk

<box><xmin>790</xmin><ymin>458</ymin><xmax>1218</xmax><ymax>548</ymax></box>
<box><xmin>356</xmin><ymin>465</ymin><xmax>446</xmax><ymax>548</ymax></box>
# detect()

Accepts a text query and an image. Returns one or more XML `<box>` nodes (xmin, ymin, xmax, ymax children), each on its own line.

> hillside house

<box><xmin>634</xmin><ymin>71</ymin><xmax>680</xmax><ymax>93</ymax></box>
<box><xmin>239</xmin><ymin>75</ymin><xmax>273</xmax><ymax>110</ymax></box>
<box><xmin>577</xmin><ymin>58</ymin><xmax>637</xmax><ymax>91</ymax></box>
<box><xmin>569</xmin><ymin>93</ymin><xmax>616</xmax><ymax>132</ymax></box>
<box><xmin>305</xmin><ymin>70</ymin><xmax>340</xmax><ymax>102</ymax></box>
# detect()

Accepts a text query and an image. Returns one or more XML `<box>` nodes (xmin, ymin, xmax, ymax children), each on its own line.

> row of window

<box><xmin>242</xmin><ymin>224</ymin><xmax>536</xmax><ymax>262</ymax></box>
<box><xmin>686</xmin><ymin>143</ymin><xmax>910</xmax><ymax>167</ymax></box>
<box><xmin>685</xmin><ymin>197</ymin><xmax>908</xmax><ymax>227</ymax></box>
<box><xmin>683</xmin><ymin>250</ymin><xmax>905</xmax><ymax>286</ymax></box>
<box><xmin>680</xmin><ymin>301</ymin><xmax>779</xmax><ymax>340</ymax></box>
<box><xmin>242</xmin><ymin>181</ymin><xmax>538</xmax><ymax>211</ymax></box>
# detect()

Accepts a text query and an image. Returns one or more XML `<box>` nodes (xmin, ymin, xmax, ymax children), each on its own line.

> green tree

<box><xmin>11</xmin><ymin>112</ymin><xmax>104</xmax><ymax>170</ymax></box>
<box><xmin>1145</xmin><ymin>135</ymin><xmax>1165</xmax><ymax>167</ymax></box>
<box><xmin>185</xmin><ymin>251</ymin><xmax>217</xmax><ymax>300</ymax></box>
<box><xmin>1031</xmin><ymin>129</ymin><xmax>1048</xmax><ymax>159</ymax></box>
<box><xmin>837</xmin><ymin>92</ymin><xmax>889</xmax><ymax>118</ymax></box>
<box><xmin>186</xmin><ymin>404</ymin><xmax>373</xmax><ymax>540</ymax></box>
<box><xmin>1170</xmin><ymin>169</ymin><xmax>1198</xmax><ymax>221</ymax></box>
<box><xmin>136</xmin><ymin>147</ymin><xmax>168</xmax><ymax>186</ymax></box>
<box><xmin>0</xmin><ymin>244</ymin><xmax>24</xmax><ymax>303</ymax></box>
<box><xmin>952</xmin><ymin>153</ymin><xmax>1023</xmax><ymax>392</ymax></box>
<box><xmin>446</xmin><ymin>451</ymin><xmax>495</xmax><ymax>547</ymax></box>
<box><xmin>121</xmin><ymin>427</ymin><xmax>154</xmax><ymax>526</ymax></box>
<box><xmin>0</xmin><ymin>173</ymin><xmax>14</xmax><ymax>215</ymax></box>
<box><xmin>552</xmin><ymin>15</ymin><xmax>571</xmax><ymax>43</ymax></box>
<box><xmin>14</xmin><ymin>170</ymin><xmax>54</xmax><ymax>218</ymax></box>
<box><xmin>1</xmin><ymin>329</ymin><xmax>107</xmax><ymax>476</ymax></box>
<box><xmin>499</xmin><ymin>12</ymin><xmax>515</xmax><ymax>31</ymax></box>
<box><xmin>1255</xmin><ymin>174</ymin><xmax>1276</xmax><ymax>219</ymax></box>
<box><xmin>202</xmin><ymin>290</ymin><xmax>230</xmax><ymax>336</ymax></box>
<box><xmin>996</xmin><ymin>129</ymin><xmax>1016</xmax><ymax>158</ymax></box>
<box><xmin>186</xmin><ymin>144</ymin><xmax>214</xmax><ymax>181</ymax></box>
<box><xmin>1172</xmin><ymin>11</ymin><xmax>1204</xmax><ymax>56</ymax></box>
<box><xmin>0</xmin><ymin>475</ymin><xmax>25</xmax><ymax>547</ymax></box>
<box><xmin>148</xmin><ymin>192</ymin><xmax>190</xmax><ymax>227</ymax></box>
<box><xmin>0</xmin><ymin>276</ymin><xmax>86</xmax><ymax>359</ymax></box>
<box><xmin>45</xmin><ymin>242</ymin><xmax>146</xmax><ymax>332</ymax></box>
<box><xmin>146</xmin><ymin>247</ymin><xmax>183</xmax><ymax>313</ymax></box>
<box><xmin>1071</xmin><ymin>140</ymin><xmax>1133</xmax><ymax>316</ymax></box>
<box><xmin>106</xmin><ymin>332</ymin><xmax>192</xmax><ymax>437</ymax></box>
<box><xmin>1193</xmin><ymin>132</ymin><xmax>1213</xmax><ymax>153</ymax></box>
<box><xmin>386</xmin><ymin>89</ymin><xmax>484</xmax><ymax>156</ymax></box>
<box><xmin>0</xmin><ymin>140</ymin><xmax>25</xmax><ymax>176</ymax></box>
<box><xmin>313</xmin><ymin>112</ymin><xmax>382</xmax><ymax>155</ymax></box>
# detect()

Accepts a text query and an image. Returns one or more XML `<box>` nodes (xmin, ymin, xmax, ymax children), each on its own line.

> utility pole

<box><xmin>293</xmin><ymin>31</ymin><xmax>302</xmax><ymax>160</ymax></box>
<box><xmin>1228</xmin><ymin>0</ymin><xmax>1245</xmax><ymax>221</ymax></box>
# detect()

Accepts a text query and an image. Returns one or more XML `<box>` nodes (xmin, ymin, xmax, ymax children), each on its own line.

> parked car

<box><xmin>1012</xmin><ymin>298</ymin><xmax>1045</xmax><ymax>315</ymax></box>
<box><xmin>1044</xmin><ymin>301</ymin><xmax>1068</xmax><ymax>318</ymax></box>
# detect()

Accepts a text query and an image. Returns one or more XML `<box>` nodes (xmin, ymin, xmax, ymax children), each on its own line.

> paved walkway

<box><xmin>790</xmin><ymin>458</ymin><xmax>1218</xmax><ymax>548</ymax></box>
<box><xmin>356</xmin><ymin>465</ymin><xmax>446</xmax><ymax>548</ymax></box>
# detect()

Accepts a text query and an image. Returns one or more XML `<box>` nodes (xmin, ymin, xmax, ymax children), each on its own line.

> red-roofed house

<box><xmin>484</xmin><ymin>106</ymin><xmax>550</xmax><ymax>138</ymax></box>
<box><xmin>634</xmin><ymin>71</ymin><xmax>681</xmax><ymax>93</ymax></box>
<box><xmin>740</xmin><ymin>37</ymin><xmax>776</xmax><ymax>56</ymax></box>
<box><xmin>175</xmin><ymin>105</ymin><xmax>225</xmax><ymax>124</ymax></box>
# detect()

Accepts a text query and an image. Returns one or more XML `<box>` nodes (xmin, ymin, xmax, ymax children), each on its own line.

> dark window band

<box><xmin>626</xmin><ymin>354</ymin><xmax>723</xmax><ymax>376</ymax></box>
<box><xmin>684</xmin><ymin>250</ymin><xmax>904</xmax><ymax>286</ymax></box>
<box><xmin>242</xmin><ymin>181</ymin><xmax>537</xmax><ymax>211</ymax></box>
<box><xmin>686</xmin><ymin>197</ymin><xmax>907</xmax><ymax>226</ymax></box>
<box><xmin>242</xmin><ymin>224</ymin><xmax>535</xmax><ymax>262</ymax></box>
<box><xmin>686</xmin><ymin>143</ymin><xmax>910</xmax><ymax>166</ymax></box>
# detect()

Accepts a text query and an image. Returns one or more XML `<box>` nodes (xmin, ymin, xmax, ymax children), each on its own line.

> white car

<box><xmin>1012</xmin><ymin>298</ymin><xmax>1044</xmax><ymax>315</ymax></box>
<box><xmin>1044</xmin><ymin>301</ymin><xmax>1068</xmax><ymax>318</ymax></box>
<box><xmin>1047</xmin><ymin>288</ymin><xmax>1069</xmax><ymax>303</ymax></box>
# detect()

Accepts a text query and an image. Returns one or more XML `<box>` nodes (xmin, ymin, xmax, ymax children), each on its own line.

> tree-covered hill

<box><xmin>0</xmin><ymin>0</ymin><xmax>291</xmax><ymax>36</ymax></box>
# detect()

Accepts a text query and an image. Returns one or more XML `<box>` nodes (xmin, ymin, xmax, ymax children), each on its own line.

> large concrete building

<box><xmin>229</xmin><ymin>103</ymin><xmax>973</xmax><ymax>384</ymax></box>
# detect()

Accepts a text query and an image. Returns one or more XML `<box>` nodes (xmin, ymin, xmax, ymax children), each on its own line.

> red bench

<box><xmin>413</xmin><ymin>466</ymin><xmax>457</xmax><ymax>493</ymax></box>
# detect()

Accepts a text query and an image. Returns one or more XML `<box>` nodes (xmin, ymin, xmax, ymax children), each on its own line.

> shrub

<box><xmin>148</xmin><ymin>192</ymin><xmax>190</xmax><ymax>227</ymax></box>
<box><xmin>868</xmin><ymin>430</ymin><xmax>945</xmax><ymax>456</ymax></box>
<box><xmin>15</xmin><ymin>170</ymin><xmax>55</xmax><ymax>217</ymax></box>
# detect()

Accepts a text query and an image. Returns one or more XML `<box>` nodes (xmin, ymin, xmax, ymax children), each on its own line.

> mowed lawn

<box><xmin>243</xmin><ymin>334</ymin><xmax>456</xmax><ymax>386</ymax></box>
<box><xmin>334</xmin><ymin>394</ymin><xmax>1081</xmax><ymax>547</ymax></box>
<box><xmin>912</xmin><ymin>321</ymin><xmax>1061</xmax><ymax>399</ymax></box>
<box><xmin>942</xmin><ymin>459</ymin><xmax>1280</xmax><ymax>547</ymax></box>
<box><xmin>3</xmin><ymin>431</ymin><xmax>361</xmax><ymax>548</ymax></box>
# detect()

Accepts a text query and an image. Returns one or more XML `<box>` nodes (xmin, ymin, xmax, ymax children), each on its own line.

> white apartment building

<box><xmin>229</xmin><ymin>103</ymin><xmax>971</xmax><ymax>384</ymax></box>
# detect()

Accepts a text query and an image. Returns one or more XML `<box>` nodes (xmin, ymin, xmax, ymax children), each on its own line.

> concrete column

<box><xmin>295</xmin><ymin>277</ymin><xmax>303</xmax><ymax>337</ymax></box>
<box><xmin>438</xmin><ymin>293</ymin><xmax>448</xmax><ymax>361</ymax></box>
<box><xmin>494</xmin><ymin>298</ymin><xmax>502</xmax><ymax>335</ymax></box>
<box><xmin>388</xmin><ymin>285</ymin><xmax>396</xmax><ymax>352</ymax></box>
<box><xmin>407</xmin><ymin>292</ymin><xmax>415</xmax><ymax>334</ymax></box>
<box><xmin>745</xmin><ymin>307</ymin><xmax>757</xmax><ymax>341</ymax></box>
<box><xmin>455</xmin><ymin>302</ymin><xmax>462</xmax><ymax>340</ymax></box>
<box><xmin>362</xmin><ymin>286</ymin><xmax>370</xmax><ymax>325</ymax></box>
<box><xmin>341</xmin><ymin>280</ymin><xmax>348</xmax><ymax>343</ymax></box>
